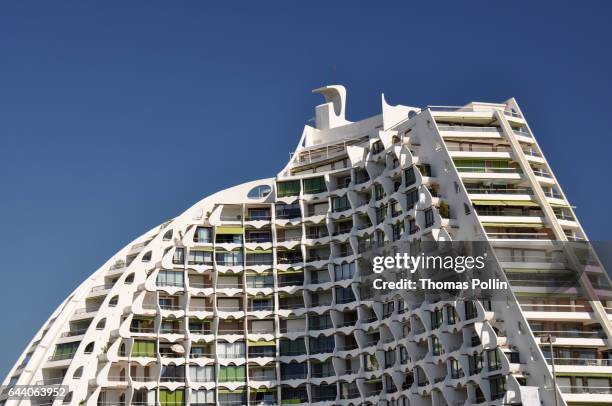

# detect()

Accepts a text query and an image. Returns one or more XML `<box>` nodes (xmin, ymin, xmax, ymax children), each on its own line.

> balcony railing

<box><xmin>130</xmin><ymin>326</ymin><xmax>155</xmax><ymax>333</ymax></box>
<box><xmin>447</xmin><ymin>145</ymin><xmax>512</xmax><ymax>153</ymax></box>
<box><xmin>90</xmin><ymin>283</ymin><xmax>114</xmax><ymax>292</ymax></box>
<box><xmin>190</xmin><ymin>352</ymin><xmax>214</xmax><ymax>358</ymax></box>
<box><xmin>245</xmin><ymin>236</ymin><xmax>272</xmax><ymax>243</ymax></box>
<box><xmin>61</xmin><ymin>329</ymin><xmax>87</xmax><ymax>337</ymax></box>
<box><xmin>437</xmin><ymin>124</ymin><xmax>501</xmax><ymax>133</ymax></box>
<box><xmin>245</xmin><ymin>214</ymin><xmax>272</xmax><ymax>221</ymax></box>
<box><xmin>49</xmin><ymin>352</ymin><xmax>76</xmax><ymax>361</ymax></box>
<box><xmin>466</xmin><ymin>187</ymin><xmax>532</xmax><ymax>195</ymax></box>
<box><xmin>189</xmin><ymin>281</ymin><xmax>213</xmax><ymax>289</ymax></box>
<box><xmin>456</xmin><ymin>166</ymin><xmax>519</xmax><ymax>174</ymax></box>
<box><xmin>513</xmin><ymin>129</ymin><xmax>531</xmax><ymax>137</ymax></box>
<box><xmin>560</xmin><ymin>386</ymin><xmax>612</xmax><ymax>394</ymax></box>
<box><xmin>217</xmin><ymin>329</ymin><xmax>245</xmax><ymax>335</ymax></box>
<box><xmin>520</xmin><ymin>303</ymin><xmax>590</xmax><ymax>312</ymax></box>
<box><xmin>160</xmin><ymin>375</ymin><xmax>185</xmax><ymax>382</ymax></box>
<box><xmin>159</xmin><ymin>303</ymin><xmax>182</xmax><ymax>311</ymax></box>
<box><xmin>547</xmin><ymin>358</ymin><xmax>612</xmax><ymax>366</ymax></box>
<box><xmin>248</xmin><ymin>304</ymin><xmax>274</xmax><ymax>311</ymax></box>
<box><xmin>532</xmin><ymin>169</ymin><xmax>552</xmax><ymax>178</ymax></box>
<box><xmin>217</xmin><ymin>306</ymin><xmax>243</xmax><ymax>312</ymax></box>
<box><xmin>532</xmin><ymin>330</ymin><xmax>605</xmax><ymax>339</ymax></box>
<box><xmin>487</xmin><ymin>232</ymin><xmax>550</xmax><ymax>240</ymax></box>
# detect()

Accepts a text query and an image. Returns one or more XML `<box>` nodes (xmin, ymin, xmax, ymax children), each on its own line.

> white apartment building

<box><xmin>3</xmin><ymin>85</ymin><xmax>612</xmax><ymax>406</ymax></box>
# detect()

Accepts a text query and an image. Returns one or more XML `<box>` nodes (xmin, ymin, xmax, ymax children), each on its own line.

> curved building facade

<box><xmin>3</xmin><ymin>86</ymin><xmax>612</xmax><ymax>406</ymax></box>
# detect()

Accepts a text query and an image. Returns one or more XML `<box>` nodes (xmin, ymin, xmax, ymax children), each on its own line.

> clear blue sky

<box><xmin>1</xmin><ymin>1</ymin><xmax>611</xmax><ymax>376</ymax></box>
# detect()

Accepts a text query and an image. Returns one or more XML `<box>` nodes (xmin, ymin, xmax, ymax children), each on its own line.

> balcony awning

<box><xmin>246</xmin><ymin>249</ymin><xmax>273</xmax><ymax>254</ymax></box>
<box><xmin>191</xmin><ymin>246</ymin><xmax>214</xmax><ymax>252</ymax></box>
<box><xmin>277</xmin><ymin>268</ymin><xmax>303</xmax><ymax>275</ymax></box>
<box><xmin>248</xmin><ymin>340</ymin><xmax>275</xmax><ymax>347</ymax></box>
<box><xmin>246</xmin><ymin>271</ymin><xmax>273</xmax><ymax>276</ymax></box>
<box><xmin>216</xmin><ymin>226</ymin><xmax>244</xmax><ymax>235</ymax></box>
<box><xmin>549</xmin><ymin>202</ymin><xmax>573</xmax><ymax>208</ymax></box>
<box><xmin>472</xmin><ymin>199</ymin><xmax>538</xmax><ymax>207</ymax></box>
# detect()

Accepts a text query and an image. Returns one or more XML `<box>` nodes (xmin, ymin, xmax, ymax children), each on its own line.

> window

<box><xmin>406</xmin><ymin>188</ymin><xmax>419</xmax><ymax>210</ymax></box>
<box><xmin>335</xmin><ymin>287</ymin><xmax>356</xmax><ymax>304</ymax></box>
<box><xmin>430</xmin><ymin>308</ymin><xmax>443</xmax><ymax>329</ymax></box>
<box><xmin>215</xmin><ymin>250</ymin><xmax>243</xmax><ymax>266</ymax></box>
<box><xmin>382</xmin><ymin>302</ymin><xmax>394</xmax><ymax>318</ymax></box>
<box><xmin>156</xmin><ymin>271</ymin><xmax>184</xmax><ymax>287</ymax></box>
<box><xmin>188</xmin><ymin>250</ymin><xmax>212</xmax><ymax>265</ymax></box>
<box><xmin>309</xmin><ymin>314</ymin><xmax>333</xmax><ymax>330</ymax></box>
<box><xmin>332</xmin><ymin>195</ymin><xmax>350</xmax><ymax>212</ymax></box>
<box><xmin>464</xmin><ymin>203</ymin><xmax>471</xmax><ymax>215</ymax></box>
<box><xmin>374</xmin><ymin>183</ymin><xmax>386</xmax><ymax>200</ymax></box>
<box><xmin>309</xmin><ymin>335</ymin><xmax>335</xmax><ymax>354</ymax></box>
<box><xmin>424</xmin><ymin>208</ymin><xmax>434</xmax><ymax>228</ymax></box>
<box><xmin>372</xmin><ymin>140</ymin><xmax>384</xmax><ymax>154</ymax></box>
<box><xmin>399</xmin><ymin>346</ymin><xmax>409</xmax><ymax>364</ymax></box>
<box><xmin>218</xmin><ymin>365</ymin><xmax>246</xmax><ymax>382</ymax></box>
<box><xmin>131</xmin><ymin>340</ymin><xmax>156</xmax><ymax>357</ymax></box>
<box><xmin>276</xmin><ymin>202</ymin><xmax>301</xmax><ymax>219</ymax></box>
<box><xmin>52</xmin><ymin>342</ymin><xmax>79</xmax><ymax>360</ymax></box>
<box><xmin>392</xmin><ymin>221</ymin><xmax>404</xmax><ymax>241</ymax></box>
<box><xmin>446</xmin><ymin>306</ymin><xmax>458</xmax><ymax>325</ymax></box>
<box><xmin>375</xmin><ymin>205</ymin><xmax>387</xmax><ymax>224</ymax></box>
<box><xmin>189</xmin><ymin>366</ymin><xmax>215</xmax><ymax>382</ymax></box>
<box><xmin>191</xmin><ymin>389</ymin><xmax>215</xmax><ymax>405</ymax></box>
<box><xmin>450</xmin><ymin>358</ymin><xmax>463</xmax><ymax>379</ymax></box>
<box><xmin>303</xmin><ymin>176</ymin><xmax>326</xmax><ymax>194</ymax></box>
<box><xmin>487</xmin><ymin>349</ymin><xmax>502</xmax><ymax>371</ymax></box>
<box><xmin>246</xmin><ymin>273</ymin><xmax>273</xmax><ymax>288</ymax></box>
<box><xmin>408</xmin><ymin>218</ymin><xmax>418</xmax><ymax>234</ymax></box>
<box><xmin>465</xmin><ymin>301</ymin><xmax>477</xmax><ymax>319</ymax></box>
<box><xmin>432</xmin><ymin>336</ymin><xmax>443</xmax><ymax>356</ymax></box>
<box><xmin>418</xmin><ymin>163</ymin><xmax>432</xmax><ymax>177</ymax></box>
<box><xmin>355</xmin><ymin>168</ymin><xmax>370</xmax><ymax>184</ymax></box>
<box><xmin>280</xmin><ymin>363</ymin><xmax>307</xmax><ymax>379</ymax></box>
<box><xmin>247</xmin><ymin>184</ymin><xmax>272</xmax><ymax>199</ymax></box>
<box><xmin>194</xmin><ymin>227</ymin><xmax>212</xmax><ymax>243</ymax></box>
<box><xmin>172</xmin><ymin>248</ymin><xmax>184</xmax><ymax>264</ymax></box>
<box><xmin>391</xmin><ymin>200</ymin><xmax>402</xmax><ymax>217</ymax></box>
<box><xmin>334</xmin><ymin>262</ymin><xmax>355</xmax><ymax>281</ymax></box>
<box><xmin>489</xmin><ymin>375</ymin><xmax>506</xmax><ymax>400</ymax></box>
<box><xmin>217</xmin><ymin>342</ymin><xmax>245</xmax><ymax>359</ymax></box>
<box><xmin>311</xmin><ymin>360</ymin><xmax>334</xmax><ymax>378</ymax></box>
<box><xmin>384</xmin><ymin>349</ymin><xmax>396</xmax><ymax>368</ymax></box>
<box><xmin>279</xmin><ymin>339</ymin><xmax>306</xmax><ymax>356</ymax></box>
<box><xmin>469</xmin><ymin>352</ymin><xmax>483</xmax><ymax>375</ymax></box>
<box><xmin>508</xmin><ymin>351</ymin><xmax>520</xmax><ymax>363</ymax></box>
<box><xmin>159</xmin><ymin>389</ymin><xmax>184</xmax><ymax>406</ymax></box>
<box><xmin>277</xmin><ymin>180</ymin><xmax>300</xmax><ymax>197</ymax></box>
<box><xmin>404</xmin><ymin>167</ymin><xmax>416</xmax><ymax>186</ymax></box>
